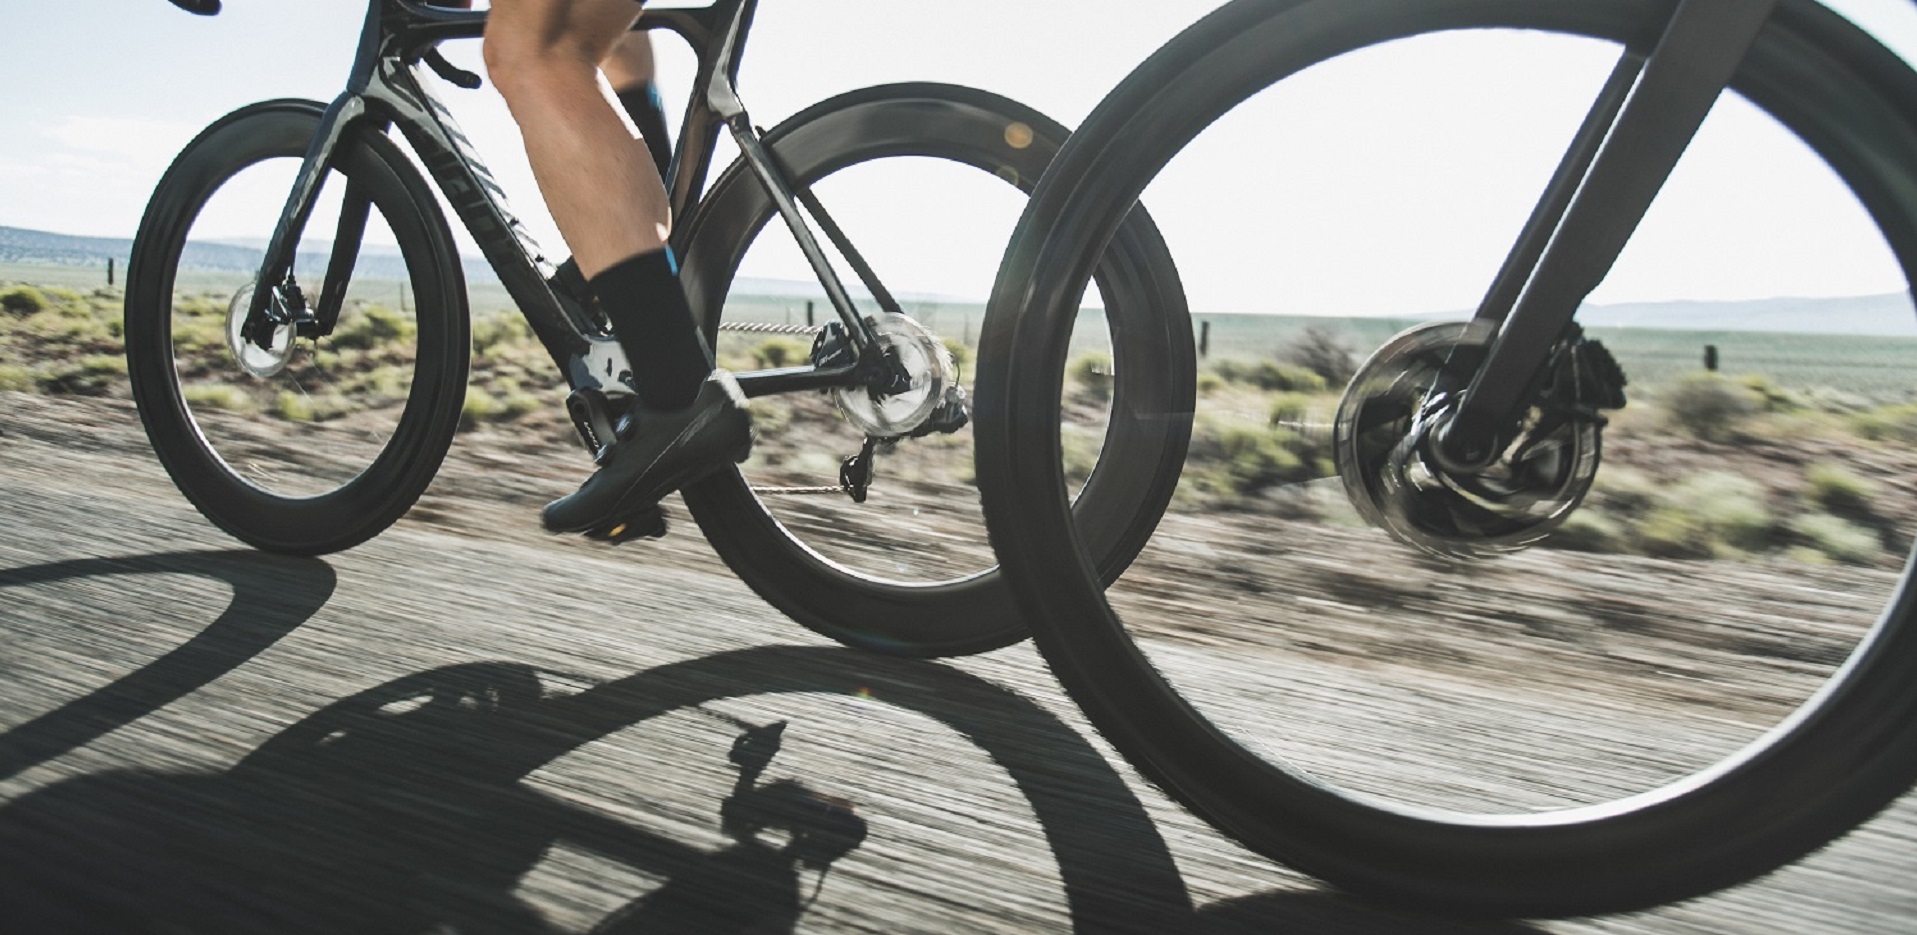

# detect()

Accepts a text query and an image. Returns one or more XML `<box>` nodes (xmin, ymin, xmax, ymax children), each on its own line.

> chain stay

<box><xmin>721</xmin><ymin>320</ymin><xmax>835</xmax><ymax>495</ymax></box>
<box><xmin>721</xmin><ymin>319</ymin><xmax>845</xmax><ymax>495</ymax></box>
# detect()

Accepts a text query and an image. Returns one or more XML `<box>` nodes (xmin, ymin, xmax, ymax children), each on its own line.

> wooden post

<box><xmin>106</xmin><ymin>258</ymin><xmax>115</xmax><ymax>287</ymax></box>
<box><xmin>1199</xmin><ymin>320</ymin><xmax>1211</xmax><ymax>358</ymax></box>
<box><xmin>1703</xmin><ymin>344</ymin><xmax>1719</xmax><ymax>372</ymax></box>
<box><xmin>806</xmin><ymin>300</ymin><xmax>815</xmax><ymax>328</ymax></box>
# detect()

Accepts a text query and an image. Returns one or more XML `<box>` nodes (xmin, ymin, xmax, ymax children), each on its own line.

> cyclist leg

<box><xmin>484</xmin><ymin>0</ymin><xmax>664</xmax><ymax>276</ymax></box>
<box><xmin>603</xmin><ymin>31</ymin><xmax>674</xmax><ymax>180</ymax></box>
<box><xmin>485</xmin><ymin>0</ymin><xmax>750</xmax><ymax>539</ymax></box>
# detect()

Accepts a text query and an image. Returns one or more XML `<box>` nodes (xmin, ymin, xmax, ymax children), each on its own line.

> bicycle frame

<box><xmin>1431</xmin><ymin>0</ymin><xmax>1780</xmax><ymax>467</ymax></box>
<box><xmin>245</xmin><ymin>0</ymin><xmax>902</xmax><ymax>445</ymax></box>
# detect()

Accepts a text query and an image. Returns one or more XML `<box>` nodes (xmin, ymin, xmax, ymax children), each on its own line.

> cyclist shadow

<box><xmin>0</xmin><ymin>658</ymin><xmax>840</xmax><ymax>934</ymax></box>
<box><xmin>0</xmin><ymin>550</ymin><xmax>336</xmax><ymax>783</ymax></box>
<box><xmin>0</xmin><ymin>633</ymin><xmax>1546</xmax><ymax>935</ymax></box>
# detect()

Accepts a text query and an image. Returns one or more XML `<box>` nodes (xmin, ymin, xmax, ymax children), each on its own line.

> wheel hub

<box><xmin>1332</xmin><ymin>321</ymin><xmax>1603</xmax><ymax>559</ymax></box>
<box><xmin>831</xmin><ymin>312</ymin><xmax>957</xmax><ymax>438</ymax></box>
<box><xmin>225</xmin><ymin>283</ymin><xmax>296</xmax><ymax>378</ymax></box>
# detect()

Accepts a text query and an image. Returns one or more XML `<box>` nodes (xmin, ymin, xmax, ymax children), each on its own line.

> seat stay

<box><xmin>702</xmin><ymin>0</ymin><xmax>895</xmax><ymax>359</ymax></box>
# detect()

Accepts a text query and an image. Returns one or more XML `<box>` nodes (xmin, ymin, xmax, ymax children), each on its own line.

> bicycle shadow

<box><xmin>0</xmin><ymin>550</ymin><xmax>336</xmax><ymax>782</ymax></box>
<box><xmin>0</xmin><ymin>628</ymin><xmax>1544</xmax><ymax>934</ymax></box>
<box><xmin>531</xmin><ymin>647</ymin><xmax>1546</xmax><ymax>935</ymax></box>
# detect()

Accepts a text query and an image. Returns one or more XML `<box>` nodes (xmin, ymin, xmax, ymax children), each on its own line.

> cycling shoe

<box><xmin>543</xmin><ymin>370</ymin><xmax>752</xmax><ymax>538</ymax></box>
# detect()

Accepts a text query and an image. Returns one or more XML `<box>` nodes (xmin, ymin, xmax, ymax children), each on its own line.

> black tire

<box><xmin>978</xmin><ymin>0</ymin><xmax>1917</xmax><ymax>917</ymax></box>
<box><xmin>125</xmin><ymin>101</ymin><xmax>469</xmax><ymax>555</ymax></box>
<box><xmin>677</xmin><ymin>83</ymin><xmax>1192</xmax><ymax>657</ymax></box>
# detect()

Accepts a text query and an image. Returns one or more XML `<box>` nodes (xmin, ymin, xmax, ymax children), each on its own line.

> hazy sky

<box><xmin>5</xmin><ymin>0</ymin><xmax>1917</xmax><ymax>316</ymax></box>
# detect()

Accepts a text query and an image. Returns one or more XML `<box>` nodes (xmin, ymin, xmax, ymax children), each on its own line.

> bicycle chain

<box><xmin>750</xmin><ymin>483</ymin><xmax>855</xmax><ymax>496</ymax></box>
<box><xmin>717</xmin><ymin>320</ymin><xmax>849</xmax><ymax>496</ymax></box>
<box><xmin>716</xmin><ymin>321</ymin><xmax>824</xmax><ymax>337</ymax></box>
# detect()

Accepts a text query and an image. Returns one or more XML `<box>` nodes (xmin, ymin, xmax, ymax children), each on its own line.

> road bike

<box><xmin>978</xmin><ymin>0</ymin><xmax>1917</xmax><ymax>917</ymax></box>
<box><xmin>126</xmin><ymin>0</ymin><xmax>1193</xmax><ymax>657</ymax></box>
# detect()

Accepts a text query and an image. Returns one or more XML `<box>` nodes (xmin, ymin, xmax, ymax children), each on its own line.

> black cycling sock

<box><xmin>588</xmin><ymin>249</ymin><xmax>712</xmax><ymax>412</ymax></box>
<box><xmin>617</xmin><ymin>83</ymin><xmax>674</xmax><ymax>181</ymax></box>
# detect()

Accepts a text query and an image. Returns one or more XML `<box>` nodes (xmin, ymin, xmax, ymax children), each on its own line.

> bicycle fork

<box><xmin>242</xmin><ymin>94</ymin><xmax>377</xmax><ymax>351</ymax></box>
<box><xmin>1431</xmin><ymin>0</ymin><xmax>1780</xmax><ymax>469</ymax></box>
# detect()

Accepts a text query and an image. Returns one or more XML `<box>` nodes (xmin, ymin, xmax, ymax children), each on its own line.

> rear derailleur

<box><xmin>813</xmin><ymin>315</ymin><xmax>971</xmax><ymax>504</ymax></box>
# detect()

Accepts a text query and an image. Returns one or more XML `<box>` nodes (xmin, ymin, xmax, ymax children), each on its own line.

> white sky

<box><xmin>5</xmin><ymin>0</ymin><xmax>1917</xmax><ymax>316</ymax></box>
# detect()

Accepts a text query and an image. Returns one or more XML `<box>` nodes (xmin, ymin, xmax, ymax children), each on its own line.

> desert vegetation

<box><xmin>1161</xmin><ymin>323</ymin><xmax>1917</xmax><ymax>569</ymax></box>
<box><xmin>7</xmin><ymin>277</ymin><xmax>1917</xmax><ymax>568</ymax></box>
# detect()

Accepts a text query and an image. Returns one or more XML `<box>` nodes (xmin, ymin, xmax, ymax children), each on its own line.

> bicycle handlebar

<box><xmin>168</xmin><ymin>0</ymin><xmax>221</xmax><ymax>14</ymax></box>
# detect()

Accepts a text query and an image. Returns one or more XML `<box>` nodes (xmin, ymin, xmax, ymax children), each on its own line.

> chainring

<box><xmin>1332</xmin><ymin>320</ymin><xmax>1600</xmax><ymax>559</ymax></box>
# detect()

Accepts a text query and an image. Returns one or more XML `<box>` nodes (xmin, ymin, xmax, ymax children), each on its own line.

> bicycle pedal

<box><xmin>587</xmin><ymin>506</ymin><xmax>669</xmax><ymax>544</ymax></box>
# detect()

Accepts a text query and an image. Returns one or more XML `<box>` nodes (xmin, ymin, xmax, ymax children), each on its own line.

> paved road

<box><xmin>2</xmin><ymin>393</ymin><xmax>1913</xmax><ymax>934</ymax></box>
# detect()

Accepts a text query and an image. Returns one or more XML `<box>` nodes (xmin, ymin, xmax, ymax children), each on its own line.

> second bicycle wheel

<box><xmin>979</xmin><ymin>0</ymin><xmax>1917</xmax><ymax>916</ymax></box>
<box><xmin>125</xmin><ymin>100</ymin><xmax>470</xmax><ymax>555</ymax></box>
<box><xmin>677</xmin><ymin>83</ymin><xmax>1192</xmax><ymax>656</ymax></box>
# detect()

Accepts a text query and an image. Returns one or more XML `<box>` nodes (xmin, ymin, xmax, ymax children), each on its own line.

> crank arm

<box><xmin>734</xmin><ymin>363</ymin><xmax>863</xmax><ymax>400</ymax></box>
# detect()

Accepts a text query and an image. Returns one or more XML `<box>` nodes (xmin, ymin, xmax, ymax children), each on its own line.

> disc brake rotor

<box><xmin>1332</xmin><ymin>321</ymin><xmax>1600</xmax><ymax>559</ymax></box>
<box><xmin>225</xmin><ymin>283</ymin><xmax>296</xmax><ymax>379</ymax></box>
<box><xmin>832</xmin><ymin>312</ymin><xmax>955</xmax><ymax>438</ymax></box>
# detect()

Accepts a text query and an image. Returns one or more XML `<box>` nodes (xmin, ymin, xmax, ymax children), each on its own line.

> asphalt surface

<box><xmin>2</xmin><ymin>392</ymin><xmax>1914</xmax><ymax>934</ymax></box>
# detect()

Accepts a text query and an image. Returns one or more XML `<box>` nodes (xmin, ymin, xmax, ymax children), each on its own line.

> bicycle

<box><xmin>127</xmin><ymin>0</ymin><xmax>1193</xmax><ymax>657</ymax></box>
<box><xmin>978</xmin><ymin>0</ymin><xmax>1917</xmax><ymax>917</ymax></box>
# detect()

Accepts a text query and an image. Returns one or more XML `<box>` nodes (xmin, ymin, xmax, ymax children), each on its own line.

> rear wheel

<box><xmin>126</xmin><ymin>101</ymin><xmax>469</xmax><ymax>555</ymax></box>
<box><xmin>679</xmin><ymin>84</ymin><xmax>1192</xmax><ymax>656</ymax></box>
<box><xmin>979</xmin><ymin>0</ymin><xmax>1917</xmax><ymax>915</ymax></box>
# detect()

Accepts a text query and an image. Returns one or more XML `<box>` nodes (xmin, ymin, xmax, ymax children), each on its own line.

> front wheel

<box><xmin>125</xmin><ymin>101</ymin><xmax>470</xmax><ymax>555</ymax></box>
<box><xmin>979</xmin><ymin>0</ymin><xmax>1917</xmax><ymax>917</ymax></box>
<box><xmin>677</xmin><ymin>83</ymin><xmax>1192</xmax><ymax>657</ymax></box>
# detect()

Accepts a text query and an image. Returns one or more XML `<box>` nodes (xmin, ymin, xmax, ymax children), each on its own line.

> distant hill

<box><xmin>0</xmin><ymin>226</ymin><xmax>132</xmax><ymax>268</ymax></box>
<box><xmin>726</xmin><ymin>275</ymin><xmax>976</xmax><ymax>305</ymax></box>
<box><xmin>0</xmin><ymin>225</ymin><xmax>973</xmax><ymax>304</ymax></box>
<box><xmin>5</xmin><ymin>225</ymin><xmax>1914</xmax><ymax>333</ymax></box>
<box><xmin>0</xmin><ymin>225</ymin><xmax>494</xmax><ymax>285</ymax></box>
<box><xmin>1579</xmin><ymin>293</ymin><xmax>1917</xmax><ymax>337</ymax></box>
